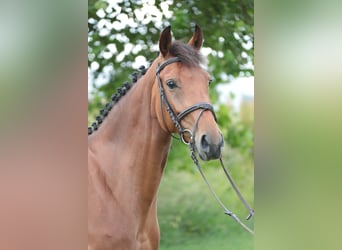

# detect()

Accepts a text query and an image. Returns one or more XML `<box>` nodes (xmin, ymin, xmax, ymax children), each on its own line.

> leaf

<box><xmin>94</xmin><ymin>0</ymin><xmax>108</xmax><ymax>10</ymax></box>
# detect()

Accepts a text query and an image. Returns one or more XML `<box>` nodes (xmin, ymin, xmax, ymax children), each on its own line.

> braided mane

<box><xmin>88</xmin><ymin>63</ymin><xmax>150</xmax><ymax>135</ymax></box>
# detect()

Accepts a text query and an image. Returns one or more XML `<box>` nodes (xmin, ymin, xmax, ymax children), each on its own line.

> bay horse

<box><xmin>88</xmin><ymin>25</ymin><xmax>224</xmax><ymax>250</ymax></box>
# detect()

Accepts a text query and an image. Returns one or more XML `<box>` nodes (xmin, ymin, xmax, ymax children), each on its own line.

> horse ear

<box><xmin>159</xmin><ymin>26</ymin><xmax>172</xmax><ymax>57</ymax></box>
<box><xmin>188</xmin><ymin>24</ymin><xmax>203</xmax><ymax>50</ymax></box>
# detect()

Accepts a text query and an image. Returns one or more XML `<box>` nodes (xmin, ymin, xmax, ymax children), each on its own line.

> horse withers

<box><xmin>88</xmin><ymin>25</ymin><xmax>223</xmax><ymax>250</ymax></box>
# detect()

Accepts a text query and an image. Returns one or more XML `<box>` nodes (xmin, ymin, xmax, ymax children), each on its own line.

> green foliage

<box><xmin>216</xmin><ymin>103</ymin><xmax>254</xmax><ymax>156</ymax></box>
<box><xmin>88</xmin><ymin>0</ymin><xmax>254</xmax><ymax>119</ymax></box>
<box><xmin>159</xmin><ymin>147</ymin><xmax>254</xmax><ymax>249</ymax></box>
<box><xmin>171</xmin><ymin>0</ymin><xmax>254</xmax><ymax>79</ymax></box>
<box><xmin>88</xmin><ymin>0</ymin><xmax>253</xmax><ymax>79</ymax></box>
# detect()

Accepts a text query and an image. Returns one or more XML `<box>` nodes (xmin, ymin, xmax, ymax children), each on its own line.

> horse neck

<box><xmin>89</xmin><ymin>59</ymin><xmax>171</xmax><ymax>214</ymax></box>
<box><xmin>92</xmin><ymin>59</ymin><xmax>169</xmax><ymax>146</ymax></box>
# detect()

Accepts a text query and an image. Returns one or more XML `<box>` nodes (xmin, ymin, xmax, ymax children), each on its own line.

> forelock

<box><xmin>168</xmin><ymin>41</ymin><xmax>204</xmax><ymax>67</ymax></box>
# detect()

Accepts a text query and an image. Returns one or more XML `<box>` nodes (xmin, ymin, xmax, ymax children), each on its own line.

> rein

<box><xmin>156</xmin><ymin>57</ymin><xmax>255</xmax><ymax>235</ymax></box>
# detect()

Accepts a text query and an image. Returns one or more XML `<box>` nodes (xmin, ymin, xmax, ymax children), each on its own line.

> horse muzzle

<box><xmin>196</xmin><ymin>133</ymin><xmax>224</xmax><ymax>161</ymax></box>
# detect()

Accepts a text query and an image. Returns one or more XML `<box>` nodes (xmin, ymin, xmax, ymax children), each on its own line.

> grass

<box><xmin>157</xmin><ymin>148</ymin><xmax>254</xmax><ymax>250</ymax></box>
<box><xmin>160</xmin><ymin>233</ymin><xmax>253</xmax><ymax>250</ymax></box>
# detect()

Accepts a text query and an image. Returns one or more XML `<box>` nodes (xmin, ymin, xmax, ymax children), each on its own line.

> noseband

<box><xmin>156</xmin><ymin>57</ymin><xmax>217</xmax><ymax>143</ymax></box>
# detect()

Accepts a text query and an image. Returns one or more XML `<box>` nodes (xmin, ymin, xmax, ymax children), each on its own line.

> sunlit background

<box><xmin>88</xmin><ymin>0</ymin><xmax>254</xmax><ymax>106</ymax></box>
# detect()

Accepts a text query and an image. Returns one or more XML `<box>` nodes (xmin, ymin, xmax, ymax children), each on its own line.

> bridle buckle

<box><xmin>180</xmin><ymin>129</ymin><xmax>193</xmax><ymax>145</ymax></box>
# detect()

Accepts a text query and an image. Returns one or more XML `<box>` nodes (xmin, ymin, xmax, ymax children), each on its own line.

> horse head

<box><xmin>153</xmin><ymin>25</ymin><xmax>224</xmax><ymax>161</ymax></box>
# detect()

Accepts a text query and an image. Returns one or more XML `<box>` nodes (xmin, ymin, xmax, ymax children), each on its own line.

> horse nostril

<box><xmin>198</xmin><ymin>134</ymin><xmax>223</xmax><ymax>160</ymax></box>
<box><xmin>200</xmin><ymin>134</ymin><xmax>210</xmax><ymax>152</ymax></box>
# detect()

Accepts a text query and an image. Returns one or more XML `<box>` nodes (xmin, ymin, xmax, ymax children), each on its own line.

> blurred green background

<box><xmin>88</xmin><ymin>0</ymin><xmax>254</xmax><ymax>249</ymax></box>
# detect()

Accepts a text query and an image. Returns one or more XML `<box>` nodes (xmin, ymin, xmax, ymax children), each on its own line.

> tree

<box><xmin>88</xmin><ymin>0</ymin><xmax>254</xmax><ymax>154</ymax></box>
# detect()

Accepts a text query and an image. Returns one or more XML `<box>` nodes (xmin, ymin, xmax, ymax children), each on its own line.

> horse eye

<box><xmin>166</xmin><ymin>79</ymin><xmax>178</xmax><ymax>89</ymax></box>
<box><xmin>209</xmin><ymin>79</ymin><xmax>213</xmax><ymax>86</ymax></box>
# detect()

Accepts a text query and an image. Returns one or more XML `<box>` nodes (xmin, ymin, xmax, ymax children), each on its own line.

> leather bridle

<box><xmin>156</xmin><ymin>57</ymin><xmax>255</xmax><ymax>235</ymax></box>
<box><xmin>156</xmin><ymin>57</ymin><xmax>216</xmax><ymax>144</ymax></box>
